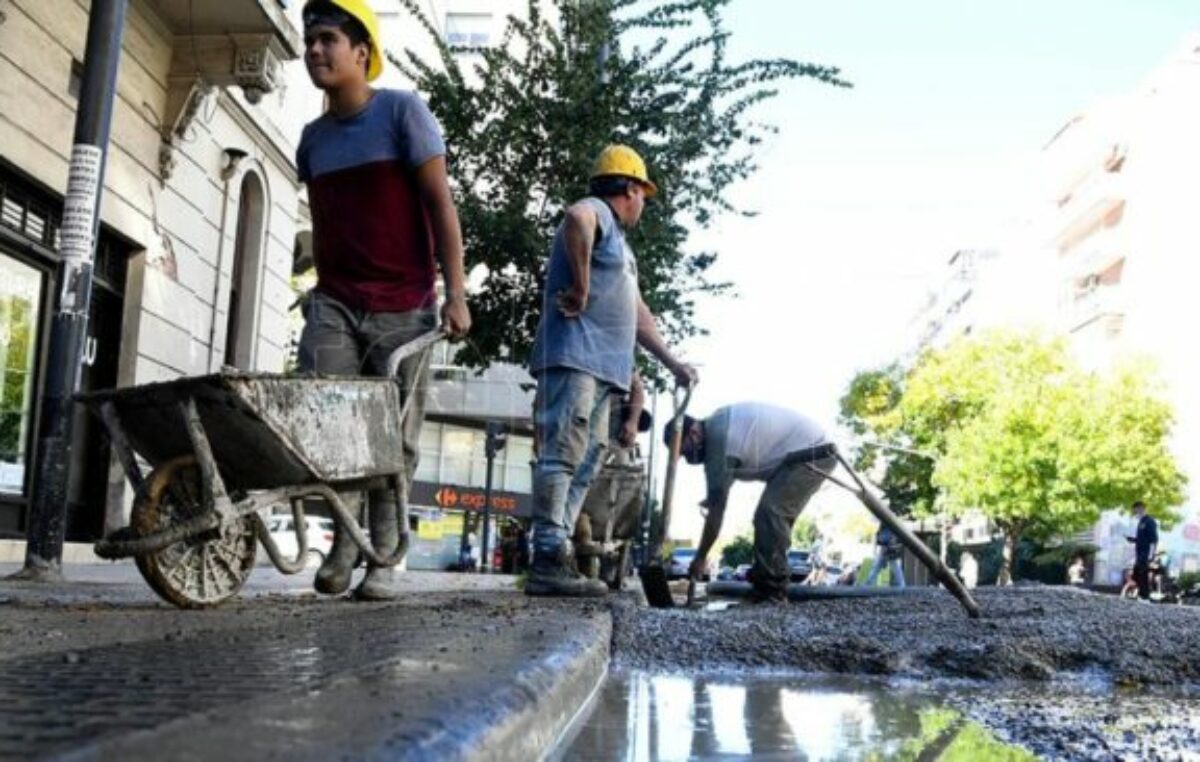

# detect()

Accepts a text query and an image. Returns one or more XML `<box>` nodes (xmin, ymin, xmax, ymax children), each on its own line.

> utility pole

<box><xmin>16</xmin><ymin>0</ymin><xmax>129</xmax><ymax>580</ymax></box>
<box><xmin>479</xmin><ymin>421</ymin><xmax>506</xmax><ymax>573</ymax></box>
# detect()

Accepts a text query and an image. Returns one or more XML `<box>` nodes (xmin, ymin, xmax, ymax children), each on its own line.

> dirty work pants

<box><xmin>297</xmin><ymin>290</ymin><xmax>436</xmax><ymax>541</ymax></box>
<box><xmin>751</xmin><ymin>456</ymin><xmax>837</xmax><ymax>595</ymax></box>
<box><xmin>531</xmin><ymin>368</ymin><xmax>613</xmax><ymax>560</ymax></box>
<box><xmin>865</xmin><ymin>548</ymin><xmax>906</xmax><ymax>588</ymax></box>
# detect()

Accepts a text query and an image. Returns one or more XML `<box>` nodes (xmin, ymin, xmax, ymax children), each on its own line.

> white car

<box><xmin>667</xmin><ymin>548</ymin><xmax>712</xmax><ymax>581</ymax></box>
<box><xmin>263</xmin><ymin>515</ymin><xmax>335</xmax><ymax>565</ymax></box>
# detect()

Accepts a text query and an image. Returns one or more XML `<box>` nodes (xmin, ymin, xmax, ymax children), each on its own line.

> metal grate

<box><xmin>0</xmin><ymin>170</ymin><xmax>131</xmax><ymax>295</ymax></box>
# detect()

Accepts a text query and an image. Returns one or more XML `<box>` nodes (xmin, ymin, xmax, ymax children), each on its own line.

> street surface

<box><xmin>0</xmin><ymin>564</ymin><xmax>607</xmax><ymax>761</ymax></box>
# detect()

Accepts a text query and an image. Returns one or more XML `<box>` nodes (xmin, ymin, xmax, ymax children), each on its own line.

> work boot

<box><xmin>525</xmin><ymin>543</ymin><xmax>608</xmax><ymax>598</ymax></box>
<box><xmin>355</xmin><ymin>493</ymin><xmax>401</xmax><ymax>601</ymax></box>
<box><xmin>314</xmin><ymin>527</ymin><xmax>360</xmax><ymax>595</ymax></box>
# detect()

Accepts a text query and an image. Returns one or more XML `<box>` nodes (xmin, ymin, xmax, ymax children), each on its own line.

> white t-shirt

<box><xmin>721</xmin><ymin>402</ymin><xmax>827</xmax><ymax>480</ymax></box>
<box><xmin>703</xmin><ymin>402</ymin><xmax>828</xmax><ymax>507</ymax></box>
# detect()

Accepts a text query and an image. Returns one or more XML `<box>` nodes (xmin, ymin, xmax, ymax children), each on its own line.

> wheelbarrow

<box><xmin>83</xmin><ymin>330</ymin><xmax>444</xmax><ymax>608</ymax></box>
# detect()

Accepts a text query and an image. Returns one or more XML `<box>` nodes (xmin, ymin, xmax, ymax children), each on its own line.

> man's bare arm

<box><xmin>414</xmin><ymin>156</ymin><xmax>470</xmax><ymax>338</ymax></box>
<box><xmin>636</xmin><ymin>297</ymin><xmax>697</xmax><ymax>386</ymax></box>
<box><xmin>556</xmin><ymin>202</ymin><xmax>599</xmax><ymax>317</ymax></box>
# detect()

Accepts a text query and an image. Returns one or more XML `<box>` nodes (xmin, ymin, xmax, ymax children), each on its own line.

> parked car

<box><xmin>666</xmin><ymin>548</ymin><xmax>712</xmax><ymax>581</ymax></box>
<box><xmin>734</xmin><ymin>564</ymin><xmax>752</xmax><ymax>581</ymax></box>
<box><xmin>264</xmin><ymin>515</ymin><xmax>335</xmax><ymax>565</ymax></box>
<box><xmin>787</xmin><ymin>549</ymin><xmax>813</xmax><ymax>582</ymax></box>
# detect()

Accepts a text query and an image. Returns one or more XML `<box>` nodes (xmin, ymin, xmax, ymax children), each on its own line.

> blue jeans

<box><xmin>531</xmin><ymin>369</ymin><xmax>613</xmax><ymax>560</ymax></box>
<box><xmin>865</xmin><ymin>550</ymin><xmax>906</xmax><ymax>587</ymax></box>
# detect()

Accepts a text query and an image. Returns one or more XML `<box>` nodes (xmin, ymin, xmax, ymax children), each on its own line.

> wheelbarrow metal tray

<box><xmin>579</xmin><ymin>463</ymin><xmax>645</xmax><ymax>541</ymax></box>
<box><xmin>80</xmin><ymin>373</ymin><xmax>407</xmax><ymax>490</ymax></box>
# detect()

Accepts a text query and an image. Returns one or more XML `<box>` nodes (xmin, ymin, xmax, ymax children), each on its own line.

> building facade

<box><xmin>0</xmin><ymin>0</ymin><xmax>309</xmax><ymax>539</ymax></box>
<box><xmin>1038</xmin><ymin>33</ymin><xmax>1200</xmax><ymax>584</ymax></box>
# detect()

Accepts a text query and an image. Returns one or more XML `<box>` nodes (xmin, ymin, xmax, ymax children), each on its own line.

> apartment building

<box><xmin>1039</xmin><ymin>33</ymin><xmax>1200</xmax><ymax>583</ymax></box>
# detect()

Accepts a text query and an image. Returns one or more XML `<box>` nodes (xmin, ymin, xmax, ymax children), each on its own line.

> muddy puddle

<box><xmin>557</xmin><ymin>671</ymin><xmax>1035</xmax><ymax>760</ymax></box>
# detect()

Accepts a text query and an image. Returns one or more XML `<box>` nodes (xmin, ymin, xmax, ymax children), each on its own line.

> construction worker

<box><xmin>665</xmin><ymin>402</ymin><xmax>836</xmax><ymax>603</ymax></box>
<box><xmin>297</xmin><ymin>0</ymin><xmax>470</xmax><ymax>600</ymax></box>
<box><xmin>526</xmin><ymin>145</ymin><xmax>695</xmax><ymax>597</ymax></box>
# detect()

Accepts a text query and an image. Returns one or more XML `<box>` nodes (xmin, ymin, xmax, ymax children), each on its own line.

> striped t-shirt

<box><xmin>297</xmin><ymin>89</ymin><xmax>446</xmax><ymax>312</ymax></box>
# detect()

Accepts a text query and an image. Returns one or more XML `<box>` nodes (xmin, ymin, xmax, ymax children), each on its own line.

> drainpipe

<box><xmin>17</xmin><ymin>0</ymin><xmax>130</xmax><ymax>581</ymax></box>
<box><xmin>208</xmin><ymin>149</ymin><xmax>240</xmax><ymax>372</ymax></box>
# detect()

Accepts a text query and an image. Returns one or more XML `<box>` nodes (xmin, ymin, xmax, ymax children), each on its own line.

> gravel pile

<box><xmin>612</xmin><ymin>587</ymin><xmax>1200</xmax><ymax>684</ymax></box>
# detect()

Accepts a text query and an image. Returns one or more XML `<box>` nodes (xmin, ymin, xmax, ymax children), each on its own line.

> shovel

<box><xmin>787</xmin><ymin>443</ymin><xmax>981</xmax><ymax>619</ymax></box>
<box><xmin>640</xmin><ymin>383</ymin><xmax>692</xmax><ymax>608</ymax></box>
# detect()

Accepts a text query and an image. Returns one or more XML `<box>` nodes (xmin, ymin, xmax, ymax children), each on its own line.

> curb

<box><xmin>0</xmin><ymin>540</ymin><xmax>104</xmax><ymax>565</ymax></box>
<box><xmin>430</xmin><ymin>615</ymin><xmax>611</xmax><ymax>761</ymax></box>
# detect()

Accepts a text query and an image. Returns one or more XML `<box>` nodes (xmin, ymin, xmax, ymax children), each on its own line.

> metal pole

<box><xmin>480</xmin><ymin>421</ymin><xmax>504</xmax><ymax>573</ymax></box>
<box><xmin>17</xmin><ymin>0</ymin><xmax>129</xmax><ymax>580</ymax></box>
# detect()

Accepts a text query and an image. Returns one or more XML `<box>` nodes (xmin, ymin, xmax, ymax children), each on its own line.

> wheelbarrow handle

<box><xmin>649</xmin><ymin>382</ymin><xmax>693</xmax><ymax>562</ymax></box>
<box><xmin>385</xmin><ymin>328</ymin><xmax>446</xmax><ymax>378</ymax></box>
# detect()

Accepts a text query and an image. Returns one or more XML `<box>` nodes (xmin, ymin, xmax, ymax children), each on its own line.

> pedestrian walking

<box><xmin>864</xmin><ymin>521</ymin><xmax>906</xmax><ymax>588</ymax></box>
<box><xmin>526</xmin><ymin>145</ymin><xmax>695</xmax><ymax>597</ymax></box>
<box><xmin>1067</xmin><ymin>556</ymin><xmax>1086</xmax><ymax>586</ymax></box>
<box><xmin>1125</xmin><ymin>500</ymin><xmax>1158</xmax><ymax>601</ymax></box>
<box><xmin>296</xmin><ymin>0</ymin><xmax>471</xmax><ymax>600</ymax></box>
<box><xmin>663</xmin><ymin>402</ymin><xmax>835</xmax><ymax>603</ymax></box>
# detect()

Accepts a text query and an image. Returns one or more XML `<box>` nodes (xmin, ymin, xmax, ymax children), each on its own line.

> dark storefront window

<box><xmin>0</xmin><ymin>164</ymin><xmax>132</xmax><ymax>537</ymax></box>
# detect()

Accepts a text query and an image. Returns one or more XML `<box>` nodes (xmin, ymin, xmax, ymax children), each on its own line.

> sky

<box><xmin>652</xmin><ymin>0</ymin><xmax>1200</xmax><ymax>544</ymax></box>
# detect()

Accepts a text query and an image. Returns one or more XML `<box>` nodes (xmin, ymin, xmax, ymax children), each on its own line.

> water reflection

<box><xmin>562</xmin><ymin>673</ymin><xmax>1034</xmax><ymax>761</ymax></box>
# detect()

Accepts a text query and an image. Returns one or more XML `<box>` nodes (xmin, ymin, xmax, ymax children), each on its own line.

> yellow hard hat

<box><xmin>591</xmin><ymin>144</ymin><xmax>657</xmax><ymax>197</ymax></box>
<box><xmin>304</xmin><ymin>0</ymin><xmax>384</xmax><ymax>82</ymax></box>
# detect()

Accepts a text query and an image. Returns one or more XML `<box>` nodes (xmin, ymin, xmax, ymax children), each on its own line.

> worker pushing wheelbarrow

<box><xmin>85</xmin><ymin>331</ymin><xmax>444</xmax><ymax>609</ymax></box>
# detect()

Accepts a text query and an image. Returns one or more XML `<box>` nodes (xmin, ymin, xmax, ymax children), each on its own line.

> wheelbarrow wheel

<box><xmin>132</xmin><ymin>456</ymin><xmax>257</xmax><ymax>608</ymax></box>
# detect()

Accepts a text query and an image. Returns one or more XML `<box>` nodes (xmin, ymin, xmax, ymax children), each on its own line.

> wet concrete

<box><xmin>613</xmin><ymin>586</ymin><xmax>1200</xmax><ymax>685</ymax></box>
<box><xmin>559</xmin><ymin>671</ymin><xmax>1037</xmax><ymax>760</ymax></box>
<box><xmin>611</xmin><ymin>586</ymin><xmax>1200</xmax><ymax>760</ymax></box>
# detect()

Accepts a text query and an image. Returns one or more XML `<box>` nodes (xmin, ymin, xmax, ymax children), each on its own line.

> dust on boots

<box><xmin>525</xmin><ymin>543</ymin><xmax>607</xmax><ymax>598</ymax></box>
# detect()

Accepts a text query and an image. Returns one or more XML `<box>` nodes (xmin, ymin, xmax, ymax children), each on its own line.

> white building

<box><xmin>1038</xmin><ymin>33</ymin><xmax>1200</xmax><ymax>583</ymax></box>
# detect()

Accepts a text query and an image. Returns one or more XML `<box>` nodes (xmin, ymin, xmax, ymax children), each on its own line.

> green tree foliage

<box><xmin>719</xmin><ymin>532</ymin><xmax>753</xmax><ymax>568</ymax></box>
<box><xmin>841</xmin><ymin>330</ymin><xmax>1186</xmax><ymax>583</ymax></box>
<box><xmin>838</xmin><ymin>363</ymin><xmax>929</xmax><ymax>513</ymax></box>
<box><xmin>791</xmin><ymin>514</ymin><xmax>818</xmax><ymax>547</ymax></box>
<box><xmin>392</xmin><ymin>0</ymin><xmax>848</xmax><ymax>372</ymax></box>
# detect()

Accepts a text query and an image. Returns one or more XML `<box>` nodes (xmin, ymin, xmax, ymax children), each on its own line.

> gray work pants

<box><xmin>751</xmin><ymin>456</ymin><xmax>837</xmax><ymax>595</ymax></box>
<box><xmin>297</xmin><ymin>289</ymin><xmax>436</xmax><ymax>516</ymax></box>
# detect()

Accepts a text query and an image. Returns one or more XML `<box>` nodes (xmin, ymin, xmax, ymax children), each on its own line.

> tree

<box><xmin>838</xmin><ymin>363</ymin><xmax>929</xmax><ymax>514</ymax></box>
<box><xmin>843</xmin><ymin>330</ymin><xmax>1186</xmax><ymax>584</ymax></box>
<box><xmin>791</xmin><ymin>514</ymin><xmax>819</xmax><ymax>547</ymax></box>
<box><xmin>720</xmin><ymin>533</ymin><xmax>753</xmax><ymax>568</ymax></box>
<box><xmin>392</xmin><ymin>0</ymin><xmax>849</xmax><ymax>373</ymax></box>
<box><xmin>935</xmin><ymin>362</ymin><xmax>1185</xmax><ymax>583</ymax></box>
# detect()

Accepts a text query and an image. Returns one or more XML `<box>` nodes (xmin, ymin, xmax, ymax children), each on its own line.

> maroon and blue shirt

<box><xmin>297</xmin><ymin>89</ymin><xmax>446</xmax><ymax>313</ymax></box>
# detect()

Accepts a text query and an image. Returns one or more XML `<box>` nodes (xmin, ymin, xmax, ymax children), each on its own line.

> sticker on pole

<box><xmin>61</xmin><ymin>144</ymin><xmax>103</xmax><ymax>264</ymax></box>
<box><xmin>59</xmin><ymin>144</ymin><xmax>103</xmax><ymax>310</ymax></box>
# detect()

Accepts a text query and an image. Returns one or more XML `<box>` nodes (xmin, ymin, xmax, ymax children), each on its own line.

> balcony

<box><xmin>1067</xmin><ymin>284</ymin><xmax>1123</xmax><ymax>332</ymax></box>
<box><xmin>1053</xmin><ymin>170</ymin><xmax>1126</xmax><ymax>254</ymax></box>
<box><xmin>146</xmin><ymin>0</ymin><xmax>302</xmax><ymax>179</ymax></box>
<box><xmin>1069</xmin><ymin>232</ymin><xmax>1127</xmax><ymax>281</ymax></box>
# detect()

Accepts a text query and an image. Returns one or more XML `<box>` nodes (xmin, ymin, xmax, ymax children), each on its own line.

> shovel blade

<box><xmin>640</xmin><ymin>564</ymin><xmax>675</xmax><ymax>608</ymax></box>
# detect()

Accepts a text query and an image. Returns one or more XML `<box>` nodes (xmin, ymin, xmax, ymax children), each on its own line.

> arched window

<box><xmin>224</xmin><ymin>171</ymin><xmax>266</xmax><ymax>369</ymax></box>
